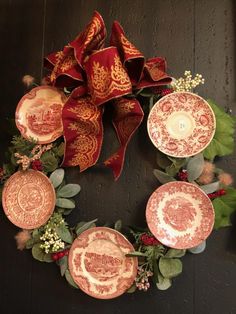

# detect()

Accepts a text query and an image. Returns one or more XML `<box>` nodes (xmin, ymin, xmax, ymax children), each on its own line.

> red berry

<box><xmin>161</xmin><ymin>88</ymin><xmax>173</xmax><ymax>97</ymax></box>
<box><xmin>52</xmin><ymin>253</ymin><xmax>58</xmax><ymax>261</ymax></box>
<box><xmin>31</xmin><ymin>160</ymin><xmax>43</xmax><ymax>171</ymax></box>
<box><xmin>58</xmin><ymin>252</ymin><xmax>64</xmax><ymax>259</ymax></box>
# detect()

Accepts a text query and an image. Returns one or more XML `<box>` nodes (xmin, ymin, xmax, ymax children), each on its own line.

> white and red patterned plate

<box><xmin>16</xmin><ymin>86</ymin><xmax>66</xmax><ymax>144</ymax></box>
<box><xmin>2</xmin><ymin>170</ymin><xmax>55</xmax><ymax>229</ymax></box>
<box><xmin>146</xmin><ymin>181</ymin><xmax>215</xmax><ymax>249</ymax></box>
<box><xmin>68</xmin><ymin>227</ymin><xmax>138</xmax><ymax>299</ymax></box>
<box><xmin>147</xmin><ymin>92</ymin><xmax>216</xmax><ymax>157</ymax></box>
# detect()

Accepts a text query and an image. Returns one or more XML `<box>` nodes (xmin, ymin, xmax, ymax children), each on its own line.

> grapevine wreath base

<box><xmin>1</xmin><ymin>11</ymin><xmax>236</xmax><ymax>299</ymax></box>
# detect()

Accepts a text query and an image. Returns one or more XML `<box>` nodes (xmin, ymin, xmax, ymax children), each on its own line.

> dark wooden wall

<box><xmin>0</xmin><ymin>1</ymin><xmax>236</xmax><ymax>313</ymax></box>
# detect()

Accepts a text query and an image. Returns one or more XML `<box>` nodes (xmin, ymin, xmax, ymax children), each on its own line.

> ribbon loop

<box><xmin>110</xmin><ymin>21</ymin><xmax>145</xmax><ymax>85</ymax></box>
<box><xmin>84</xmin><ymin>47</ymin><xmax>132</xmax><ymax>106</ymax></box>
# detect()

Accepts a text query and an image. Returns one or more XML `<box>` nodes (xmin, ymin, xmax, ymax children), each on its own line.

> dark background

<box><xmin>0</xmin><ymin>1</ymin><xmax>236</xmax><ymax>313</ymax></box>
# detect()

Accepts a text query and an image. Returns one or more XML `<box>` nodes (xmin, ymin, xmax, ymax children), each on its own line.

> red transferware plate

<box><xmin>16</xmin><ymin>86</ymin><xmax>66</xmax><ymax>144</ymax></box>
<box><xmin>68</xmin><ymin>227</ymin><xmax>138</xmax><ymax>299</ymax></box>
<box><xmin>146</xmin><ymin>181</ymin><xmax>214</xmax><ymax>249</ymax></box>
<box><xmin>147</xmin><ymin>92</ymin><xmax>216</xmax><ymax>157</ymax></box>
<box><xmin>2</xmin><ymin>170</ymin><xmax>55</xmax><ymax>229</ymax></box>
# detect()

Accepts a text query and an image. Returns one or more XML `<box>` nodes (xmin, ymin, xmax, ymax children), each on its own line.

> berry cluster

<box><xmin>140</xmin><ymin>233</ymin><xmax>160</xmax><ymax>246</ymax></box>
<box><xmin>208</xmin><ymin>189</ymin><xmax>226</xmax><ymax>199</ymax></box>
<box><xmin>178</xmin><ymin>170</ymin><xmax>188</xmax><ymax>181</ymax></box>
<box><xmin>31</xmin><ymin>159</ymin><xmax>43</xmax><ymax>171</ymax></box>
<box><xmin>160</xmin><ymin>88</ymin><xmax>173</xmax><ymax>97</ymax></box>
<box><xmin>52</xmin><ymin>249</ymin><xmax>69</xmax><ymax>261</ymax></box>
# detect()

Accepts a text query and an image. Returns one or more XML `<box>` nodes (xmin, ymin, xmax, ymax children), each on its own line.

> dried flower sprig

<box><xmin>40</xmin><ymin>213</ymin><xmax>66</xmax><ymax>254</ymax></box>
<box><xmin>173</xmin><ymin>70</ymin><xmax>205</xmax><ymax>92</ymax></box>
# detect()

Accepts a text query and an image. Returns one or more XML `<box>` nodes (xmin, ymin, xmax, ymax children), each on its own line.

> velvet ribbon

<box><xmin>44</xmin><ymin>11</ymin><xmax>171</xmax><ymax>180</ymax></box>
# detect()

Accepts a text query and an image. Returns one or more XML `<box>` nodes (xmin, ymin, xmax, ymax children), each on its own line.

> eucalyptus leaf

<box><xmin>57</xmin><ymin>184</ymin><xmax>81</xmax><ymax>198</ymax></box>
<box><xmin>25</xmin><ymin>238</ymin><xmax>34</xmax><ymax>249</ymax></box>
<box><xmin>114</xmin><ymin>219</ymin><xmax>122</xmax><ymax>232</ymax></box>
<box><xmin>153</xmin><ymin>169</ymin><xmax>176</xmax><ymax>184</ymax></box>
<box><xmin>126</xmin><ymin>284</ymin><xmax>137</xmax><ymax>293</ymax></box>
<box><xmin>188</xmin><ymin>241</ymin><xmax>206</xmax><ymax>254</ymax></box>
<box><xmin>200</xmin><ymin>181</ymin><xmax>220</xmax><ymax>194</ymax></box>
<box><xmin>166</xmin><ymin>157</ymin><xmax>187</xmax><ymax>177</ymax></box>
<box><xmin>165</xmin><ymin>249</ymin><xmax>186</xmax><ymax>258</ymax></box>
<box><xmin>186</xmin><ymin>153</ymin><xmax>204</xmax><ymax>182</ymax></box>
<box><xmin>58</xmin><ymin>256</ymin><xmax>68</xmax><ymax>276</ymax></box>
<box><xmin>32</xmin><ymin>243</ymin><xmax>53</xmax><ymax>263</ymax></box>
<box><xmin>75</xmin><ymin>219</ymin><xmax>98</xmax><ymax>236</ymax></box>
<box><xmin>56</xmin><ymin>198</ymin><xmax>75</xmax><ymax>209</ymax></box>
<box><xmin>159</xmin><ymin>257</ymin><xmax>182</xmax><ymax>278</ymax></box>
<box><xmin>156</xmin><ymin>273</ymin><xmax>172</xmax><ymax>290</ymax></box>
<box><xmin>65</xmin><ymin>270</ymin><xmax>79</xmax><ymax>289</ymax></box>
<box><xmin>55</xmin><ymin>225</ymin><xmax>73</xmax><ymax>244</ymax></box>
<box><xmin>50</xmin><ymin>168</ymin><xmax>65</xmax><ymax>188</ymax></box>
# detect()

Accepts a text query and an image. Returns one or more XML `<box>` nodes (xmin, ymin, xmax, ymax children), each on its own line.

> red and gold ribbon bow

<box><xmin>44</xmin><ymin>11</ymin><xmax>171</xmax><ymax>180</ymax></box>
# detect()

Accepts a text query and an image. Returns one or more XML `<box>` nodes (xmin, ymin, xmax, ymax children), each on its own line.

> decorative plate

<box><xmin>68</xmin><ymin>227</ymin><xmax>138</xmax><ymax>299</ymax></box>
<box><xmin>15</xmin><ymin>86</ymin><xmax>66</xmax><ymax>144</ymax></box>
<box><xmin>147</xmin><ymin>92</ymin><xmax>216</xmax><ymax>157</ymax></box>
<box><xmin>2</xmin><ymin>170</ymin><xmax>55</xmax><ymax>229</ymax></box>
<box><xmin>146</xmin><ymin>181</ymin><xmax>215</xmax><ymax>249</ymax></box>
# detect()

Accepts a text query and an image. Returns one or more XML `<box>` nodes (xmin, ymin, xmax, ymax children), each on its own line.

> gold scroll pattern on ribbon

<box><xmin>66</xmin><ymin>97</ymin><xmax>103</xmax><ymax>171</ymax></box>
<box><xmin>89</xmin><ymin>55</ymin><xmax>132</xmax><ymax>101</ymax></box>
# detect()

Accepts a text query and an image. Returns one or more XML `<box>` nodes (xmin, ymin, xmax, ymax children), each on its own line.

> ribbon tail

<box><xmin>104</xmin><ymin>98</ymin><xmax>144</xmax><ymax>180</ymax></box>
<box><xmin>62</xmin><ymin>94</ymin><xmax>103</xmax><ymax>172</ymax></box>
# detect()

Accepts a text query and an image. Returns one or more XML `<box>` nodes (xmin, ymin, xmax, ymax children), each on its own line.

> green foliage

<box><xmin>55</xmin><ymin>225</ymin><xmax>73</xmax><ymax>244</ymax></box>
<box><xmin>186</xmin><ymin>153</ymin><xmax>204</xmax><ymax>182</ymax></box>
<box><xmin>114</xmin><ymin>219</ymin><xmax>122</xmax><ymax>232</ymax></box>
<box><xmin>156</xmin><ymin>274</ymin><xmax>172</xmax><ymax>290</ymax></box>
<box><xmin>11</xmin><ymin>135</ymin><xmax>36</xmax><ymax>155</ymax></box>
<box><xmin>75</xmin><ymin>219</ymin><xmax>98</xmax><ymax>236</ymax></box>
<box><xmin>58</xmin><ymin>256</ymin><xmax>68</xmax><ymax>276</ymax></box>
<box><xmin>65</xmin><ymin>270</ymin><xmax>79</xmax><ymax>289</ymax></box>
<box><xmin>56</xmin><ymin>198</ymin><xmax>75</xmax><ymax>209</ymax></box>
<box><xmin>50</xmin><ymin>168</ymin><xmax>65</xmax><ymax>188</ymax></box>
<box><xmin>203</xmin><ymin>100</ymin><xmax>236</xmax><ymax>160</ymax></box>
<box><xmin>57</xmin><ymin>184</ymin><xmax>81</xmax><ymax>198</ymax></box>
<box><xmin>32</xmin><ymin>243</ymin><xmax>53</xmax><ymax>263</ymax></box>
<box><xmin>200</xmin><ymin>181</ymin><xmax>220</xmax><ymax>194</ymax></box>
<box><xmin>153</xmin><ymin>169</ymin><xmax>176</xmax><ymax>184</ymax></box>
<box><xmin>40</xmin><ymin>151</ymin><xmax>58</xmax><ymax>173</ymax></box>
<box><xmin>213</xmin><ymin>187</ymin><xmax>236</xmax><ymax>229</ymax></box>
<box><xmin>159</xmin><ymin>257</ymin><xmax>182</xmax><ymax>278</ymax></box>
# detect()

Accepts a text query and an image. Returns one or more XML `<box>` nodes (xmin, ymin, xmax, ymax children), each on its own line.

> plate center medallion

<box><xmin>163</xmin><ymin>196</ymin><xmax>197</xmax><ymax>231</ymax></box>
<box><xmin>84</xmin><ymin>239</ymin><xmax>124</xmax><ymax>281</ymax></box>
<box><xmin>166</xmin><ymin>111</ymin><xmax>195</xmax><ymax>139</ymax></box>
<box><xmin>18</xmin><ymin>183</ymin><xmax>44</xmax><ymax>212</ymax></box>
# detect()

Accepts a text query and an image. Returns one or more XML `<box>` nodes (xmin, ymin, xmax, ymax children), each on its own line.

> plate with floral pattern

<box><xmin>16</xmin><ymin>86</ymin><xmax>66</xmax><ymax>144</ymax></box>
<box><xmin>2</xmin><ymin>170</ymin><xmax>55</xmax><ymax>229</ymax></box>
<box><xmin>146</xmin><ymin>181</ymin><xmax>215</xmax><ymax>249</ymax></box>
<box><xmin>68</xmin><ymin>227</ymin><xmax>138</xmax><ymax>299</ymax></box>
<box><xmin>147</xmin><ymin>92</ymin><xmax>216</xmax><ymax>157</ymax></box>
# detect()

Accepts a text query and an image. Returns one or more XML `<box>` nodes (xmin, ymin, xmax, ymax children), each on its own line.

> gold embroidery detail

<box><xmin>104</xmin><ymin>153</ymin><xmax>120</xmax><ymax>166</ymax></box>
<box><xmin>116</xmin><ymin>116</ymin><xmax>142</xmax><ymax>144</ymax></box>
<box><xmin>114</xmin><ymin>100</ymin><xmax>135</xmax><ymax>117</ymax></box>
<box><xmin>89</xmin><ymin>55</ymin><xmax>131</xmax><ymax>101</ymax></box>
<box><xmin>65</xmin><ymin>97</ymin><xmax>102</xmax><ymax>171</ymax></box>
<box><xmin>120</xmin><ymin>34</ymin><xmax>142</xmax><ymax>56</ymax></box>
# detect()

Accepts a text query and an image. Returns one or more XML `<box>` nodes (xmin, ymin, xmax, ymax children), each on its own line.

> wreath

<box><xmin>1</xmin><ymin>11</ymin><xmax>236</xmax><ymax>299</ymax></box>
